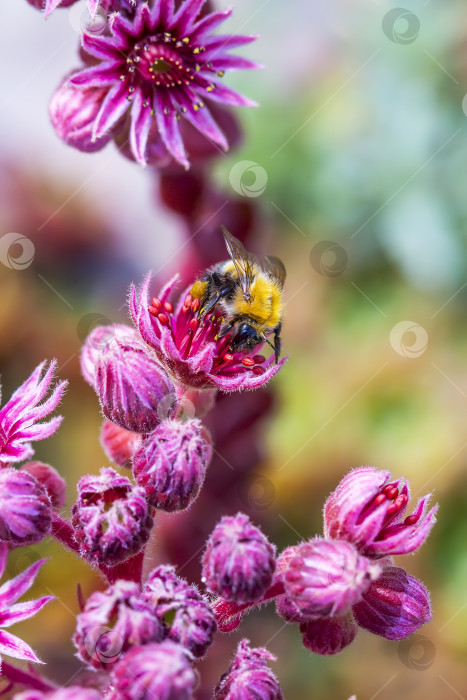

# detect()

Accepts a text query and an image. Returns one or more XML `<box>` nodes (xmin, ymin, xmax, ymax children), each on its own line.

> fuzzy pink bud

<box><xmin>300</xmin><ymin>614</ymin><xmax>358</xmax><ymax>656</ymax></box>
<box><xmin>73</xmin><ymin>579</ymin><xmax>164</xmax><ymax>670</ymax></box>
<box><xmin>107</xmin><ymin>641</ymin><xmax>197</xmax><ymax>700</ymax></box>
<box><xmin>282</xmin><ymin>538</ymin><xmax>382</xmax><ymax>618</ymax></box>
<box><xmin>352</xmin><ymin>565</ymin><xmax>432</xmax><ymax>640</ymax></box>
<box><xmin>71</xmin><ymin>467</ymin><xmax>153</xmax><ymax>566</ymax></box>
<box><xmin>202</xmin><ymin>513</ymin><xmax>276</xmax><ymax>604</ymax></box>
<box><xmin>132</xmin><ymin>419</ymin><xmax>212</xmax><ymax>511</ymax></box>
<box><xmin>214</xmin><ymin>639</ymin><xmax>284</xmax><ymax>700</ymax></box>
<box><xmin>0</xmin><ymin>468</ymin><xmax>51</xmax><ymax>545</ymax></box>
<box><xmin>20</xmin><ymin>461</ymin><xmax>66</xmax><ymax>509</ymax></box>
<box><xmin>100</xmin><ymin>420</ymin><xmax>141</xmax><ymax>468</ymax></box>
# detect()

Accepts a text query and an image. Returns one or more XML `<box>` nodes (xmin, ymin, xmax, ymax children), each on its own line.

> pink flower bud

<box><xmin>143</xmin><ymin>565</ymin><xmax>216</xmax><ymax>658</ymax></box>
<box><xmin>21</xmin><ymin>461</ymin><xmax>66</xmax><ymax>509</ymax></box>
<box><xmin>214</xmin><ymin>639</ymin><xmax>284</xmax><ymax>700</ymax></box>
<box><xmin>352</xmin><ymin>566</ymin><xmax>432</xmax><ymax>640</ymax></box>
<box><xmin>300</xmin><ymin>614</ymin><xmax>358</xmax><ymax>656</ymax></box>
<box><xmin>73</xmin><ymin>579</ymin><xmax>164</xmax><ymax>670</ymax></box>
<box><xmin>0</xmin><ymin>468</ymin><xmax>51</xmax><ymax>545</ymax></box>
<box><xmin>202</xmin><ymin>513</ymin><xmax>276</xmax><ymax>604</ymax></box>
<box><xmin>49</xmin><ymin>80</ymin><xmax>112</xmax><ymax>154</ymax></box>
<box><xmin>282</xmin><ymin>538</ymin><xmax>382</xmax><ymax>618</ymax></box>
<box><xmin>80</xmin><ymin>324</ymin><xmax>139</xmax><ymax>386</ymax></box>
<box><xmin>72</xmin><ymin>467</ymin><xmax>153</xmax><ymax>566</ymax></box>
<box><xmin>100</xmin><ymin>420</ymin><xmax>141</xmax><ymax>468</ymax></box>
<box><xmin>324</xmin><ymin>467</ymin><xmax>437</xmax><ymax>558</ymax></box>
<box><xmin>132</xmin><ymin>419</ymin><xmax>212</xmax><ymax>511</ymax></box>
<box><xmin>107</xmin><ymin>641</ymin><xmax>197</xmax><ymax>700</ymax></box>
<box><xmin>94</xmin><ymin>337</ymin><xmax>176</xmax><ymax>433</ymax></box>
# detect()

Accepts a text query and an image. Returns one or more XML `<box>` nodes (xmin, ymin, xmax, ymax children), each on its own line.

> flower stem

<box><xmin>101</xmin><ymin>549</ymin><xmax>145</xmax><ymax>585</ymax></box>
<box><xmin>50</xmin><ymin>513</ymin><xmax>80</xmax><ymax>555</ymax></box>
<box><xmin>213</xmin><ymin>581</ymin><xmax>285</xmax><ymax>632</ymax></box>
<box><xmin>1</xmin><ymin>661</ymin><xmax>57</xmax><ymax>693</ymax></box>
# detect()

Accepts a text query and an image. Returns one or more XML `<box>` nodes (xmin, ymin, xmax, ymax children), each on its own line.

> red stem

<box><xmin>213</xmin><ymin>581</ymin><xmax>285</xmax><ymax>632</ymax></box>
<box><xmin>1</xmin><ymin>661</ymin><xmax>57</xmax><ymax>693</ymax></box>
<box><xmin>101</xmin><ymin>549</ymin><xmax>145</xmax><ymax>585</ymax></box>
<box><xmin>50</xmin><ymin>513</ymin><xmax>80</xmax><ymax>555</ymax></box>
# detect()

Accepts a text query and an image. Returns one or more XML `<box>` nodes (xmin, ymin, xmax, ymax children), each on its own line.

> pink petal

<box><xmin>210</xmin><ymin>356</ymin><xmax>288</xmax><ymax>392</ymax></box>
<box><xmin>171</xmin><ymin>0</ymin><xmax>206</xmax><ymax>34</ymax></box>
<box><xmin>154</xmin><ymin>92</ymin><xmax>189</xmax><ymax>168</ymax></box>
<box><xmin>44</xmin><ymin>0</ymin><xmax>62</xmax><ymax>19</ymax></box>
<box><xmin>181</xmin><ymin>101</ymin><xmax>228</xmax><ymax>151</ymax></box>
<box><xmin>0</xmin><ymin>544</ymin><xmax>6</xmax><ymax>580</ymax></box>
<box><xmin>209</xmin><ymin>55</ymin><xmax>263</xmax><ymax>72</ymax></box>
<box><xmin>129</xmin><ymin>92</ymin><xmax>153</xmax><ymax>166</ymax></box>
<box><xmin>200</xmin><ymin>82</ymin><xmax>257</xmax><ymax>108</ymax></box>
<box><xmin>0</xmin><ymin>596</ymin><xmax>54</xmax><ymax>628</ymax></box>
<box><xmin>190</xmin><ymin>9</ymin><xmax>232</xmax><ymax>41</ymax></box>
<box><xmin>160</xmin><ymin>0</ymin><xmax>175</xmax><ymax>26</ymax></box>
<box><xmin>69</xmin><ymin>64</ymin><xmax>119</xmax><ymax>89</ymax></box>
<box><xmin>93</xmin><ymin>82</ymin><xmax>130</xmax><ymax>139</ymax></box>
<box><xmin>0</xmin><ymin>630</ymin><xmax>42</xmax><ymax>664</ymax></box>
<box><xmin>87</xmin><ymin>0</ymin><xmax>99</xmax><ymax>18</ymax></box>
<box><xmin>82</xmin><ymin>33</ymin><xmax>126</xmax><ymax>59</ymax></box>
<box><xmin>203</xmin><ymin>34</ymin><xmax>258</xmax><ymax>56</ymax></box>
<box><xmin>0</xmin><ymin>560</ymin><xmax>47</xmax><ymax>608</ymax></box>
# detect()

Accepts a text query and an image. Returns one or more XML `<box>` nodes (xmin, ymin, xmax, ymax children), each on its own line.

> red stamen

<box><xmin>184</xmin><ymin>294</ymin><xmax>192</xmax><ymax>308</ymax></box>
<box><xmin>404</xmin><ymin>514</ymin><xmax>419</xmax><ymax>526</ymax></box>
<box><xmin>157</xmin><ymin>313</ymin><xmax>169</xmax><ymax>325</ymax></box>
<box><xmin>189</xmin><ymin>318</ymin><xmax>199</xmax><ymax>331</ymax></box>
<box><xmin>385</xmin><ymin>486</ymin><xmax>399</xmax><ymax>501</ymax></box>
<box><xmin>386</xmin><ymin>494</ymin><xmax>407</xmax><ymax>517</ymax></box>
<box><xmin>242</xmin><ymin>357</ymin><xmax>255</xmax><ymax>367</ymax></box>
<box><xmin>253</xmin><ymin>355</ymin><xmax>266</xmax><ymax>364</ymax></box>
<box><xmin>149</xmin><ymin>306</ymin><xmax>159</xmax><ymax>316</ymax></box>
<box><xmin>253</xmin><ymin>366</ymin><xmax>265</xmax><ymax>375</ymax></box>
<box><xmin>373</xmin><ymin>493</ymin><xmax>387</xmax><ymax>507</ymax></box>
<box><xmin>223</xmin><ymin>353</ymin><xmax>234</xmax><ymax>362</ymax></box>
<box><xmin>192</xmin><ymin>298</ymin><xmax>200</xmax><ymax>312</ymax></box>
<box><xmin>164</xmin><ymin>301</ymin><xmax>173</xmax><ymax>313</ymax></box>
<box><xmin>151</xmin><ymin>297</ymin><xmax>162</xmax><ymax>311</ymax></box>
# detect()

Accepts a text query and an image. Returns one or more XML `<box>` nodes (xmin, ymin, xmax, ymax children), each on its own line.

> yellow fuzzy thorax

<box><xmin>232</xmin><ymin>271</ymin><xmax>283</xmax><ymax>327</ymax></box>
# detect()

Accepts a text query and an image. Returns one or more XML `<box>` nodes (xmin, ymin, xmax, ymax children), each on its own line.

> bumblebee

<box><xmin>190</xmin><ymin>228</ymin><xmax>286</xmax><ymax>362</ymax></box>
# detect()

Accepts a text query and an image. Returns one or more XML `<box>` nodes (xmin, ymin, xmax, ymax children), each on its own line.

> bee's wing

<box><xmin>261</xmin><ymin>255</ymin><xmax>286</xmax><ymax>288</ymax></box>
<box><xmin>221</xmin><ymin>227</ymin><xmax>257</xmax><ymax>297</ymax></box>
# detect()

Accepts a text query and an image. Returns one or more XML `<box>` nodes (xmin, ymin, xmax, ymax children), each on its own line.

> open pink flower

<box><xmin>63</xmin><ymin>0</ymin><xmax>259</xmax><ymax>167</ymax></box>
<box><xmin>0</xmin><ymin>362</ymin><xmax>67</xmax><ymax>467</ymax></box>
<box><xmin>130</xmin><ymin>274</ymin><xmax>286</xmax><ymax>391</ymax></box>
<box><xmin>0</xmin><ymin>543</ymin><xmax>54</xmax><ymax>668</ymax></box>
<box><xmin>324</xmin><ymin>467</ymin><xmax>437</xmax><ymax>558</ymax></box>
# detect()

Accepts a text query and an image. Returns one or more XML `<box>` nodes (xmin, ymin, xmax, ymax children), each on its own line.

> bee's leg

<box><xmin>202</xmin><ymin>285</ymin><xmax>235</xmax><ymax>315</ymax></box>
<box><xmin>216</xmin><ymin>319</ymin><xmax>234</xmax><ymax>340</ymax></box>
<box><xmin>274</xmin><ymin>324</ymin><xmax>282</xmax><ymax>364</ymax></box>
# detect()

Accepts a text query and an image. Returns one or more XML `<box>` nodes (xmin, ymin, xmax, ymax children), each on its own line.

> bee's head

<box><xmin>230</xmin><ymin>323</ymin><xmax>262</xmax><ymax>353</ymax></box>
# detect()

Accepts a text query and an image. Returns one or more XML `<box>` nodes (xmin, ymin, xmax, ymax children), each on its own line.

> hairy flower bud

<box><xmin>0</xmin><ymin>468</ymin><xmax>51</xmax><ymax>545</ymax></box>
<box><xmin>49</xmin><ymin>81</ymin><xmax>112</xmax><ymax>154</ymax></box>
<box><xmin>214</xmin><ymin>639</ymin><xmax>284</xmax><ymax>700</ymax></box>
<box><xmin>21</xmin><ymin>461</ymin><xmax>66</xmax><ymax>509</ymax></box>
<box><xmin>324</xmin><ymin>467</ymin><xmax>437</xmax><ymax>558</ymax></box>
<box><xmin>202</xmin><ymin>513</ymin><xmax>276</xmax><ymax>604</ymax></box>
<box><xmin>107</xmin><ymin>641</ymin><xmax>197</xmax><ymax>700</ymax></box>
<box><xmin>132</xmin><ymin>419</ymin><xmax>212</xmax><ymax>511</ymax></box>
<box><xmin>300</xmin><ymin>614</ymin><xmax>358</xmax><ymax>656</ymax></box>
<box><xmin>282</xmin><ymin>538</ymin><xmax>381</xmax><ymax>618</ymax></box>
<box><xmin>74</xmin><ymin>579</ymin><xmax>164</xmax><ymax>670</ymax></box>
<box><xmin>72</xmin><ymin>467</ymin><xmax>153</xmax><ymax>566</ymax></box>
<box><xmin>352</xmin><ymin>566</ymin><xmax>432</xmax><ymax>640</ymax></box>
<box><xmin>100</xmin><ymin>420</ymin><xmax>141</xmax><ymax>468</ymax></box>
<box><xmin>80</xmin><ymin>324</ymin><xmax>139</xmax><ymax>386</ymax></box>
<box><xmin>94</xmin><ymin>337</ymin><xmax>176</xmax><ymax>433</ymax></box>
<box><xmin>143</xmin><ymin>565</ymin><xmax>216</xmax><ymax>658</ymax></box>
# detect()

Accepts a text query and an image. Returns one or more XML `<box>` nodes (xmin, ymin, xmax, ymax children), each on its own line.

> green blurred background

<box><xmin>2</xmin><ymin>0</ymin><xmax>467</xmax><ymax>698</ymax></box>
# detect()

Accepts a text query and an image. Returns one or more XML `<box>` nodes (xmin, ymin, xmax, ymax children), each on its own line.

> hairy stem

<box><xmin>213</xmin><ymin>581</ymin><xmax>285</xmax><ymax>631</ymax></box>
<box><xmin>1</xmin><ymin>661</ymin><xmax>57</xmax><ymax>693</ymax></box>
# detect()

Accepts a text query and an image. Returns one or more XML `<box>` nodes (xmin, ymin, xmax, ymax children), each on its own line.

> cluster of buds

<box><xmin>212</xmin><ymin>467</ymin><xmax>437</xmax><ymax>657</ymax></box>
